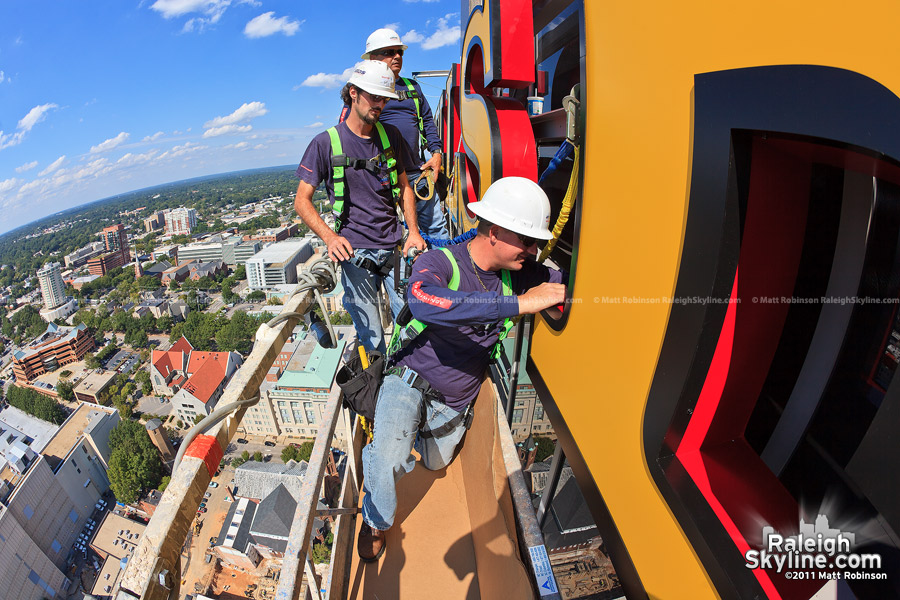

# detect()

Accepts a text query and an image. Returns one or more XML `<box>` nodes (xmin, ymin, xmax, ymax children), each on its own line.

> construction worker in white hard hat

<box><xmin>294</xmin><ymin>60</ymin><xmax>426</xmax><ymax>354</ymax></box>
<box><xmin>356</xmin><ymin>176</ymin><xmax>566</xmax><ymax>562</ymax></box>
<box><xmin>340</xmin><ymin>28</ymin><xmax>449</xmax><ymax>241</ymax></box>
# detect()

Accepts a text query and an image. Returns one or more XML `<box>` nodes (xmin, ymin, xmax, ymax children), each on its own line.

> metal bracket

<box><xmin>562</xmin><ymin>84</ymin><xmax>582</xmax><ymax>143</ymax></box>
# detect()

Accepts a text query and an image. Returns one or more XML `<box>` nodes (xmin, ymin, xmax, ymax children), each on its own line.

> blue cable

<box><xmin>538</xmin><ymin>139</ymin><xmax>574</xmax><ymax>185</ymax></box>
<box><xmin>402</xmin><ymin>221</ymin><xmax>476</xmax><ymax>247</ymax></box>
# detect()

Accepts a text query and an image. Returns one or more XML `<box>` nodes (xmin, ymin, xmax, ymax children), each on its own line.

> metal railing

<box><xmin>115</xmin><ymin>257</ymin><xmax>336</xmax><ymax>600</ymax></box>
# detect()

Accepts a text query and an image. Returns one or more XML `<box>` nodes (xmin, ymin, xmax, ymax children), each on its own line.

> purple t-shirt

<box><xmin>393</xmin><ymin>242</ymin><xmax>565</xmax><ymax>411</ymax></box>
<box><xmin>296</xmin><ymin>121</ymin><xmax>413</xmax><ymax>250</ymax></box>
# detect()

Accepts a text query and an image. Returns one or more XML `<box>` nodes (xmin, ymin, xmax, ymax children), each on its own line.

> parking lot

<box><xmin>136</xmin><ymin>395</ymin><xmax>173</xmax><ymax>418</ymax></box>
<box><xmin>104</xmin><ymin>350</ymin><xmax>140</xmax><ymax>373</ymax></box>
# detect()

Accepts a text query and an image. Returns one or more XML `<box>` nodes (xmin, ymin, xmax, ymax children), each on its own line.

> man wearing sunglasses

<box><xmin>351</xmin><ymin>28</ymin><xmax>448</xmax><ymax>240</ymax></box>
<box><xmin>357</xmin><ymin>176</ymin><xmax>566</xmax><ymax>562</ymax></box>
<box><xmin>294</xmin><ymin>60</ymin><xmax>426</xmax><ymax>353</ymax></box>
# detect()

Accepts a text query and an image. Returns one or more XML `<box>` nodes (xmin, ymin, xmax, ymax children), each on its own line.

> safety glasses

<box><xmin>373</xmin><ymin>48</ymin><xmax>404</xmax><ymax>58</ymax></box>
<box><xmin>514</xmin><ymin>231</ymin><xmax>539</xmax><ymax>248</ymax></box>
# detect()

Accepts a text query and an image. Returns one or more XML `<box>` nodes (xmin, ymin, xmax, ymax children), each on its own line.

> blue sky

<box><xmin>0</xmin><ymin>0</ymin><xmax>461</xmax><ymax>235</ymax></box>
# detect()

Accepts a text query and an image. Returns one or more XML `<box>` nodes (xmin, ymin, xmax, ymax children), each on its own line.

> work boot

<box><xmin>357</xmin><ymin>522</ymin><xmax>386</xmax><ymax>562</ymax></box>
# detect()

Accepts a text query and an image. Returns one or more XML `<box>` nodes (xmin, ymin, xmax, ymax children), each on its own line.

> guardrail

<box><xmin>115</xmin><ymin>258</ymin><xmax>335</xmax><ymax>600</ymax></box>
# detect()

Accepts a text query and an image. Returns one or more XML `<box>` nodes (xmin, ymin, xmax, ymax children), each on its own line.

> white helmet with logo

<box><xmin>469</xmin><ymin>177</ymin><xmax>554</xmax><ymax>240</ymax></box>
<box><xmin>361</xmin><ymin>28</ymin><xmax>408</xmax><ymax>59</ymax></box>
<box><xmin>347</xmin><ymin>60</ymin><xmax>399</xmax><ymax>99</ymax></box>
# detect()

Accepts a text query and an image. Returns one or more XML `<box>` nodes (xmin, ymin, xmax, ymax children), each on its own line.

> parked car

<box><xmin>203</xmin><ymin>492</ymin><xmax>211</xmax><ymax>499</ymax></box>
<box><xmin>263</xmin><ymin>441</ymin><xmax>276</xmax><ymax>447</ymax></box>
<box><xmin>236</xmin><ymin>438</ymin><xmax>248</xmax><ymax>444</ymax></box>
<box><xmin>199</xmin><ymin>502</ymin><xmax>207</xmax><ymax>509</ymax></box>
<box><xmin>205</xmin><ymin>553</ymin><xmax>213</xmax><ymax>563</ymax></box>
<box><xmin>197</xmin><ymin>507</ymin><xmax>207</xmax><ymax>514</ymax></box>
<box><xmin>209</xmin><ymin>536</ymin><xmax>217</xmax><ymax>545</ymax></box>
<box><xmin>208</xmin><ymin>482</ymin><xmax>219</xmax><ymax>488</ymax></box>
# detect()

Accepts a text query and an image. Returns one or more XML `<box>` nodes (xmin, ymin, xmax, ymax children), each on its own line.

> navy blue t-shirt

<box><xmin>393</xmin><ymin>242</ymin><xmax>565</xmax><ymax>410</ymax></box>
<box><xmin>296</xmin><ymin>121</ymin><xmax>413</xmax><ymax>250</ymax></box>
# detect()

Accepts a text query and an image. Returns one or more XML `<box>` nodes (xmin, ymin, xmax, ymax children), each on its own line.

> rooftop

<box><xmin>13</xmin><ymin>322</ymin><xmax>88</xmax><ymax>360</ymax></box>
<box><xmin>41</xmin><ymin>403</ymin><xmax>117</xmax><ymax>471</ymax></box>
<box><xmin>246</xmin><ymin>239</ymin><xmax>311</xmax><ymax>264</ymax></box>
<box><xmin>274</xmin><ymin>328</ymin><xmax>350</xmax><ymax>391</ymax></box>
<box><xmin>74</xmin><ymin>370</ymin><xmax>118</xmax><ymax>397</ymax></box>
<box><xmin>0</xmin><ymin>405</ymin><xmax>58</xmax><ymax>453</ymax></box>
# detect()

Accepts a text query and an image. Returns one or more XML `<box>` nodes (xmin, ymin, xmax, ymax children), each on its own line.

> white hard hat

<box><xmin>347</xmin><ymin>60</ymin><xmax>399</xmax><ymax>99</ymax></box>
<box><xmin>361</xmin><ymin>28</ymin><xmax>408</xmax><ymax>59</ymax></box>
<box><xmin>469</xmin><ymin>177</ymin><xmax>554</xmax><ymax>240</ymax></box>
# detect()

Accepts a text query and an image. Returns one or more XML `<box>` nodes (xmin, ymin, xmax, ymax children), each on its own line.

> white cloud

<box><xmin>203</xmin><ymin>124</ymin><xmax>252</xmax><ymax>138</ymax></box>
<box><xmin>0</xmin><ymin>71</ymin><xmax>6</xmax><ymax>83</ymax></box>
<box><xmin>39</xmin><ymin>155</ymin><xmax>66</xmax><ymax>176</ymax></box>
<box><xmin>244</xmin><ymin>12</ymin><xmax>302</xmax><ymax>38</ymax></box>
<box><xmin>158</xmin><ymin>141</ymin><xmax>206</xmax><ymax>159</ymax></box>
<box><xmin>224</xmin><ymin>141</ymin><xmax>250</xmax><ymax>150</ymax></box>
<box><xmin>90</xmin><ymin>132</ymin><xmax>130</xmax><ymax>154</ymax></box>
<box><xmin>421</xmin><ymin>14</ymin><xmax>460</xmax><ymax>50</ymax></box>
<box><xmin>18</xmin><ymin>103</ymin><xmax>58</xmax><ymax>132</ymax></box>
<box><xmin>16</xmin><ymin>161</ymin><xmax>38</xmax><ymax>173</ymax></box>
<box><xmin>384</xmin><ymin>22</ymin><xmax>401</xmax><ymax>31</ymax></box>
<box><xmin>403</xmin><ymin>30</ymin><xmax>425</xmax><ymax>43</ymax></box>
<box><xmin>204</xmin><ymin>101</ymin><xmax>268</xmax><ymax>128</ymax></box>
<box><xmin>143</xmin><ymin>131</ymin><xmax>165</xmax><ymax>142</ymax></box>
<box><xmin>0</xmin><ymin>178</ymin><xmax>20</xmax><ymax>194</ymax></box>
<box><xmin>150</xmin><ymin>0</ymin><xmax>223</xmax><ymax>18</ymax></box>
<box><xmin>300</xmin><ymin>67</ymin><xmax>355</xmax><ymax>89</ymax></box>
<box><xmin>253</xmin><ymin>144</ymin><xmax>264</xmax><ymax>150</ymax></box>
<box><xmin>306</xmin><ymin>121</ymin><xmax>324</xmax><ymax>128</ymax></box>
<box><xmin>117</xmin><ymin>151</ymin><xmax>159</xmax><ymax>167</ymax></box>
<box><xmin>0</xmin><ymin>103</ymin><xmax>58</xmax><ymax>150</ymax></box>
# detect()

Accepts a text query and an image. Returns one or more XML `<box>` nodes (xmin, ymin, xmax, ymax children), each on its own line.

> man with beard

<box><xmin>342</xmin><ymin>28</ymin><xmax>448</xmax><ymax>239</ymax></box>
<box><xmin>294</xmin><ymin>60</ymin><xmax>426</xmax><ymax>353</ymax></box>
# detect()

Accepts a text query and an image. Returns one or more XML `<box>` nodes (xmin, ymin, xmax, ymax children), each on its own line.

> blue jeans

<box><xmin>413</xmin><ymin>172</ymin><xmax>449</xmax><ymax>240</ymax></box>
<box><xmin>341</xmin><ymin>248</ymin><xmax>403</xmax><ymax>354</ymax></box>
<box><xmin>361</xmin><ymin>374</ymin><xmax>467</xmax><ymax>530</ymax></box>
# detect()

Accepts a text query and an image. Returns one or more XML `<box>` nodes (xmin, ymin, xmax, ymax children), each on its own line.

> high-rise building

<box><xmin>36</xmin><ymin>262</ymin><xmax>66</xmax><ymax>310</ymax></box>
<box><xmin>165</xmin><ymin>207</ymin><xmax>198</xmax><ymax>235</ymax></box>
<box><xmin>102</xmin><ymin>224</ymin><xmax>128</xmax><ymax>256</ymax></box>
<box><xmin>87</xmin><ymin>224</ymin><xmax>131</xmax><ymax>276</ymax></box>
<box><xmin>245</xmin><ymin>240</ymin><xmax>314</xmax><ymax>290</ymax></box>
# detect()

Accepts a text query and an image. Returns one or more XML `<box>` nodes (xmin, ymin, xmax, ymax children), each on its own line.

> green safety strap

<box><xmin>374</xmin><ymin>122</ymin><xmax>400</xmax><ymax>201</ymax></box>
<box><xmin>326</xmin><ymin>127</ymin><xmax>346</xmax><ymax>232</ymax></box>
<box><xmin>399</xmin><ymin>77</ymin><xmax>428</xmax><ymax>156</ymax></box>
<box><xmin>327</xmin><ymin>123</ymin><xmax>400</xmax><ymax>232</ymax></box>
<box><xmin>388</xmin><ymin>247</ymin><xmax>513</xmax><ymax>358</ymax></box>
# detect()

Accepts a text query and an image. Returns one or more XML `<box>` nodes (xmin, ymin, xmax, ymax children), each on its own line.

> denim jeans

<box><xmin>341</xmin><ymin>247</ymin><xmax>403</xmax><ymax>353</ymax></box>
<box><xmin>413</xmin><ymin>172</ymin><xmax>449</xmax><ymax>240</ymax></box>
<box><xmin>361</xmin><ymin>374</ymin><xmax>467</xmax><ymax>530</ymax></box>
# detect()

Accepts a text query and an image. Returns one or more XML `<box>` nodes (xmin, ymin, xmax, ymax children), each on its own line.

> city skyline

<box><xmin>0</xmin><ymin>0</ymin><xmax>461</xmax><ymax>235</ymax></box>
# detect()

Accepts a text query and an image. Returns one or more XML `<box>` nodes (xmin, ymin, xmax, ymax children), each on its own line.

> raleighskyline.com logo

<box><xmin>744</xmin><ymin>515</ymin><xmax>886</xmax><ymax>581</ymax></box>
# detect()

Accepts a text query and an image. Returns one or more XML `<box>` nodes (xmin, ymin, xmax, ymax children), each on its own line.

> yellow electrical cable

<box><xmin>538</xmin><ymin>141</ymin><xmax>580</xmax><ymax>263</ymax></box>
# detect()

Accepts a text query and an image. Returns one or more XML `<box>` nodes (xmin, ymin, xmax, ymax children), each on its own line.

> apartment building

<box><xmin>245</xmin><ymin>240</ymin><xmax>313</xmax><ymax>291</ymax></box>
<box><xmin>164</xmin><ymin>207</ymin><xmax>197</xmax><ymax>235</ymax></box>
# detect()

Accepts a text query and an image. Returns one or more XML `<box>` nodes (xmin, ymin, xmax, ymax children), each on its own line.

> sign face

<box><xmin>450</xmin><ymin>0</ymin><xmax>537</xmax><ymax>229</ymax></box>
<box><xmin>528</xmin><ymin>544</ymin><xmax>559</xmax><ymax>596</ymax></box>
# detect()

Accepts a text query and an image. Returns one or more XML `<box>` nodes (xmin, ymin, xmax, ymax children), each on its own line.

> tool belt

<box><xmin>348</xmin><ymin>250</ymin><xmax>397</xmax><ymax>279</ymax></box>
<box><xmin>387</xmin><ymin>366</ymin><xmax>474</xmax><ymax>439</ymax></box>
<box><xmin>335</xmin><ymin>349</ymin><xmax>384</xmax><ymax>422</ymax></box>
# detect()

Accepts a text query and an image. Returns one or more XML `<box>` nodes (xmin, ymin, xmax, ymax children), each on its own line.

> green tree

<box><xmin>56</xmin><ymin>380</ymin><xmax>75</xmax><ymax>402</ymax></box>
<box><xmin>6</xmin><ymin>385</ymin><xmax>67</xmax><ymax>424</ymax></box>
<box><xmin>534</xmin><ymin>437</ymin><xmax>556</xmax><ymax>462</ymax></box>
<box><xmin>107</xmin><ymin>420</ymin><xmax>163</xmax><ymax>503</ymax></box>
<box><xmin>158</xmin><ymin>475</ymin><xmax>171</xmax><ymax>492</ymax></box>
<box><xmin>85</xmin><ymin>352</ymin><xmax>100</xmax><ymax>369</ymax></box>
<box><xmin>246</xmin><ymin>290</ymin><xmax>266</xmax><ymax>302</ymax></box>
<box><xmin>253</xmin><ymin>451</ymin><xmax>263</xmax><ymax>462</ymax></box>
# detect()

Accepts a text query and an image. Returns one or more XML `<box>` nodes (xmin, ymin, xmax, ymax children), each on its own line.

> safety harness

<box><xmin>382</xmin><ymin>247</ymin><xmax>515</xmax><ymax>437</ymax></box>
<box><xmin>396</xmin><ymin>77</ymin><xmax>427</xmax><ymax>158</ymax></box>
<box><xmin>326</xmin><ymin>121</ymin><xmax>400</xmax><ymax>232</ymax></box>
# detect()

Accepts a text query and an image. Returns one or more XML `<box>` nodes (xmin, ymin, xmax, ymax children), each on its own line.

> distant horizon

<box><xmin>0</xmin><ymin>1</ymin><xmax>461</xmax><ymax>235</ymax></box>
<box><xmin>0</xmin><ymin>163</ymin><xmax>297</xmax><ymax>242</ymax></box>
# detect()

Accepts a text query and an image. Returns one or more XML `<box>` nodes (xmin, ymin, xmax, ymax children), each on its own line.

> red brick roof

<box><xmin>153</xmin><ymin>336</ymin><xmax>233</xmax><ymax>404</ymax></box>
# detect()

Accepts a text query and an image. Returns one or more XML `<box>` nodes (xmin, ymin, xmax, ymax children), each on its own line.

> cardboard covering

<box><xmin>347</xmin><ymin>379</ymin><xmax>535</xmax><ymax>599</ymax></box>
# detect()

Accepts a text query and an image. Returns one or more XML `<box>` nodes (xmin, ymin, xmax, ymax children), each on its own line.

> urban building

<box><xmin>70</xmin><ymin>274</ymin><xmax>101</xmax><ymax>290</ymax></box>
<box><xmin>150</xmin><ymin>336</ymin><xmax>243</xmax><ymax>420</ymax></box>
<box><xmin>164</xmin><ymin>207</ymin><xmax>197</xmax><ymax>235</ymax></box>
<box><xmin>239</xmin><ymin>327</ymin><xmax>351</xmax><ymax>439</ymax></box>
<box><xmin>234</xmin><ymin>460</ymin><xmax>308</xmax><ymax>502</ymax></box>
<box><xmin>0</xmin><ymin>403</ymin><xmax>118</xmax><ymax>600</ymax></box>
<box><xmin>498</xmin><ymin>339</ymin><xmax>555</xmax><ymax>443</ymax></box>
<box><xmin>187</xmin><ymin>260</ymin><xmax>227</xmax><ymax>281</ymax></box>
<box><xmin>87</xmin><ymin>225</ymin><xmax>130</xmax><ymax>276</ymax></box>
<box><xmin>242</xmin><ymin>224</ymin><xmax>298</xmax><ymax>244</ymax></box>
<box><xmin>222</xmin><ymin>239</ymin><xmax>261</xmax><ymax>266</ymax></box>
<box><xmin>150</xmin><ymin>244</ymin><xmax>179</xmax><ymax>262</ymax></box>
<box><xmin>160</xmin><ymin>261</ymin><xmax>193</xmax><ymax>284</ymax></box>
<box><xmin>73</xmin><ymin>370</ymin><xmax>118</xmax><ymax>404</ymax></box>
<box><xmin>145</xmin><ymin>419</ymin><xmax>175</xmax><ymax>462</ymax></box>
<box><xmin>12</xmin><ymin>323</ymin><xmax>95</xmax><ymax>382</ymax></box>
<box><xmin>89</xmin><ymin>511</ymin><xmax>147</xmax><ymax>598</ymax></box>
<box><xmin>177</xmin><ymin>241</ymin><xmax>225</xmax><ymax>263</ymax></box>
<box><xmin>245</xmin><ymin>240</ymin><xmax>314</xmax><ymax>291</ymax></box>
<box><xmin>64</xmin><ymin>241</ymin><xmax>105</xmax><ymax>269</ymax></box>
<box><xmin>37</xmin><ymin>262</ymin><xmax>66</xmax><ymax>309</ymax></box>
<box><xmin>142</xmin><ymin>210</ymin><xmax>166</xmax><ymax>233</ymax></box>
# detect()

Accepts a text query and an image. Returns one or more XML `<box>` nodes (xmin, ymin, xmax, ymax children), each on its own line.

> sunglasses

<box><xmin>513</xmin><ymin>231</ymin><xmax>539</xmax><ymax>248</ymax></box>
<box><xmin>362</xmin><ymin>90</ymin><xmax>390</xmax><ymax>104</ymax></box>
<box><xmin>372</xmin><ymin>48</ymin><xmax>404</xmax><ymax>58</ymax></box>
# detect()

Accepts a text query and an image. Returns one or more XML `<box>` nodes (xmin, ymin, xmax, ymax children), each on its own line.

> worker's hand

<box><xmin>326</xmin><ymin>235</ymin><xmax>354</xmax><ymax>262</ymax></box>
<box><xmin>421</xmin><ymin>153</ymin><xmax>442</xmax><ymax>182</ymax></box>
<box><xmin>517</xmin><ymin>282</ymin><xmax>566</xmax><ymax>315</ymax></box>
<box><xmin>403</xmin><ymin>232</ymin><xmax>427</xmax><ymax>257</ymax></box>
